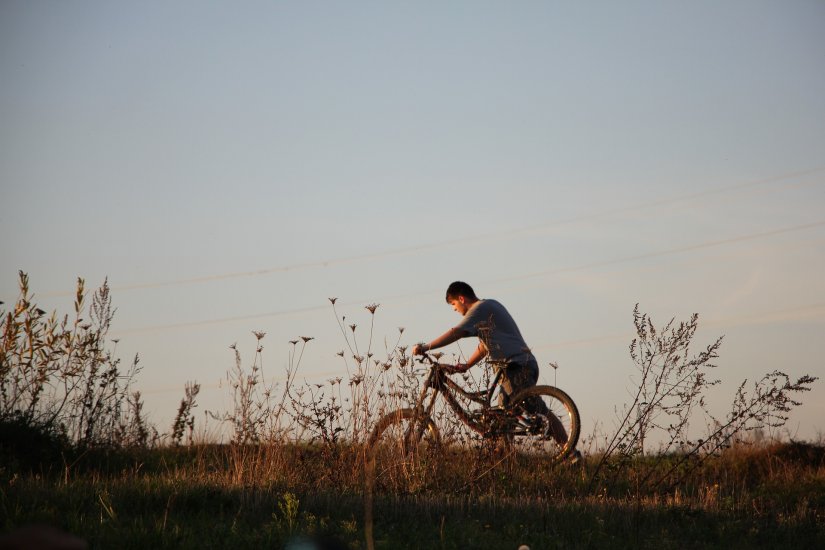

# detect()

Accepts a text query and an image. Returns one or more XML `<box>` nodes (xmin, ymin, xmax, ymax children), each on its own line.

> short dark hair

<box><xmin>445</xmin><ymin>281</ymin><xmax>477</xmax><ymax>302</ymax></box>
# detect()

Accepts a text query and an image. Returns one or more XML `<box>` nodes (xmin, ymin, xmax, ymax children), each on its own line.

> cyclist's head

<box><xmin>445</xmin><ymin>281</ymin><xmax>478</xmax><ymax>304</ymax></box>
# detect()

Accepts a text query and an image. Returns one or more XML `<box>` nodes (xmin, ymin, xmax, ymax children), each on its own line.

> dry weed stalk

<box><xmin>210</xmin><ymin>331</ymin><xmax>297</xmax><ymax>445</ymax></box>
<box><xmin>592</xmin><ymin>304</ymin><xmax>818</xmax><ymax>492</ymax></box>
<box><xmin>1</xmin><ymin>271</ymin><xmax>153</xmax><ymax>448</ymax></box>
<box><xmin>171</xmin><ymin>381</ymin><xmax>200</xmax><ymax>446</ymax></box>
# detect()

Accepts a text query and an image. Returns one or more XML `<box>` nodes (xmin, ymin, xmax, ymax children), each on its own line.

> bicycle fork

<box><xmin>405</xmin><ymin>371</ymin><xmax>440</xmax><ymax>447</ymax></box>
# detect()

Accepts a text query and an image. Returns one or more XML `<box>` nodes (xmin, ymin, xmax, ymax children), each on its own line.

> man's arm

<box><xmin>447</xmin><ymin>342</ymin><xmax>488</xmax><ymax>373</ymax></box>
<box><xmin>412</xmin><ymin>327</ymin><xmax>469</xmax><ymax>356</ymax></box>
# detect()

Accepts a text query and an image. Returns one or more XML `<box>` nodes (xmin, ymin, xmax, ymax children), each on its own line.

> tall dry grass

<box><xmin>2</xmin><ymin>272</ymin><xmax>822</xmax><ymax>548</ymax></box>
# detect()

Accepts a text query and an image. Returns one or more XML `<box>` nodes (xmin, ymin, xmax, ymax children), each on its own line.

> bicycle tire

<box><xmin>506</xmin><ymin>385</ymin><xmax>580</xmax><ymax>463</ymax></box>
<box><xmin>365</xmin><ymin>408</ymin><xmax>441</xmax><ymax>493</ymax></box>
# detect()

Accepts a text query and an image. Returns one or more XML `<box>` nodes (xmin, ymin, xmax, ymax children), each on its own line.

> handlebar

<box><xmin>416</xmin><ymin>352</ymin><xmax>461</xmax><ymax>374</ymax></box>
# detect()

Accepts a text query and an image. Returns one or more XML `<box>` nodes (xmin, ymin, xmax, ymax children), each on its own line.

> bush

<box><xmin>0</xmin><ymin>412</ymin><xmax>71</xmax><ymax>473</ymax></box>
<box><xmin>1</xmin><ymin>271</ymin><xmax>150</xmax><ymax>449</ymax></box>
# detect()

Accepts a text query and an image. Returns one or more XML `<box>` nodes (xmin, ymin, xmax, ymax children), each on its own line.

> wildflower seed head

<box><xmin>300</xmin><ymin>336</ymin><xmax>314</xmax><ymax>342</ymax></box>
<box><xmin>329</xmin><ymin>297</ymin><xmax>338</xmax><ymax>305</ymax></box>
<box><xmin>398</xmin><ymin>327</ymin><xmax>405</xmax><ymax>334</ymax></box>
<box><xmin>349</xmin><ymin>324</ymin><xmax>357</xmax><ymax>332</ymax></box>
<box><xmin>365</xmin><ymin>303</ymin><xmax>379</xmax><ymax>314</ymax></box>
<box><xmin>336</xmin><ymin>350</ymin><xmax>345</xmax><ymax>357</ymax></box>
<box><xmin>253</xmin><ymin>331</ymin><xmax>266</xmax><ymax>341</ymax></box>
<box><xmin>289</xmin><ymin>340</ymin><xmax>299</xmax><ymax>346</ymax></box>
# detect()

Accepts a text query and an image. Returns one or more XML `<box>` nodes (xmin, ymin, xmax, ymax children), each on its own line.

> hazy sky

<box><xmin>2</xmin><ymin>1</ymin><xmax>824</xmax><ymax>443</ymax></box>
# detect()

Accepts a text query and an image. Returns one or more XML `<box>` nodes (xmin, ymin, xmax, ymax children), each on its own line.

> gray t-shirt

<box><xmin>454</xmin><ymin>299</ymin><xmax>534</xmax><ymax>365</ymax></box>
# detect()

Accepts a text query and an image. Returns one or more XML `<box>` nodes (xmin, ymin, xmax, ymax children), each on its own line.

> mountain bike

<box><xmin>364</xmin><ymin>353</ymin><xmax>580</xmax><ymax>491</ymax></box>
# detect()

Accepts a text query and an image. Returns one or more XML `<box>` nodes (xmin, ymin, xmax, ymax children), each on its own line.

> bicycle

<box><xmin>365</xmin><ymin>353</ymin><xmax>581</xmax><ymax>491</ymax></box>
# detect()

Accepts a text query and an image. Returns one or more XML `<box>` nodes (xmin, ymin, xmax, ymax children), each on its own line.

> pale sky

<box><xmin>2</xmin><ymin>1</ymin><xmax>824</xmax><ymax>443</ymax></box>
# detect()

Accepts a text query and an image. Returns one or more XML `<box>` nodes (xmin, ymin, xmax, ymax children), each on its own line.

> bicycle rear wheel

<box><xmin>365</xmin><ymin>408</ymin><xmax>441</xmax><ymax>494</ymax></box>
<box><xmin>507</xmin><ymin>385</ymin><xmax>580</xmax><ymax>463</ymax></box>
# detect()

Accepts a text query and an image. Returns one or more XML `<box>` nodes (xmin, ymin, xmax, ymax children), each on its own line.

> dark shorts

<box><xmin>497</xmin><ymin>358</ymin><xmax>540</xmax><ymax>406</ymax></box>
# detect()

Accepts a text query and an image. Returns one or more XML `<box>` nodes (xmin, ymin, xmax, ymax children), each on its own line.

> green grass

<box><xmin>1</xmin><ymin>442</ymin><xmax>823</xmax><ymax>549</ymax></box>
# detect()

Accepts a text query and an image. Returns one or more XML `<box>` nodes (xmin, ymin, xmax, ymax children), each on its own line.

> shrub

<box><xmin>0</xmin><ymin>271</ymin><xmax>149</xmax><ymax>448</ymax></box>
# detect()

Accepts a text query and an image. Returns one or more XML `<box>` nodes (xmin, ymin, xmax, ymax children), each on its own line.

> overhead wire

<box><xmin>109</xmin><ymin>166</ymin><xmax>825</xmax><ymax>404</ymax></box>
<box><xmin>531</xmin><ymin>302</ymin><xmax>825</xmax><ymax>353</ymax></box>
<box><xmin>113</xmin><ymin>218</ymin><xmax>825</xmax><ymax>335</ymax></box>
<box><xmin>39</xmin><ymin>165</ymin><xmax>825</xmax><ymax>298</ymax></box>
<box><xmin>138</xmin><ymin>301</ymin><xmax>825</xmax><ymax>395</ymax></box>
<box><xmin>486</xmin><ymin>219</ymin><xmax>825</xmax><ymax>286</ymax></box>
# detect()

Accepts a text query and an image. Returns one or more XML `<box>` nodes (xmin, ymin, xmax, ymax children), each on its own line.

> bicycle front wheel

<box><xmin>507</xmin><ymin>385</ymin><xmax>580</xmax><ymax>463</ymax></box>
<box><xmin>365</xmin><ymin>408</ymin><xmax>441</xmax><ymax>494</ymax></box>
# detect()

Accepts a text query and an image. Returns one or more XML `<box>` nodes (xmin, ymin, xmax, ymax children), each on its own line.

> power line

<box><xmin>113</xmin><ymin>218</ymin><xmax>825</xmax><ymax>335</ymax></box>
<box><xmin>41</xmin><ymin>166</ymin><xmax>825</xmax><ymax>298</ymax></box>
<box><xmin>531</xmin><ymin>302</ymin><xmax>825</xmax><ymax>352</ymax></box>
<box><xmin>138</xmin><ymin>301</ymin><xmax>825</xmax><ymax>395</ymax></box>
<box><xmin>487</xmin><ymin>219</ymin><xmax>825</xmax><ymax>286</ymax></box>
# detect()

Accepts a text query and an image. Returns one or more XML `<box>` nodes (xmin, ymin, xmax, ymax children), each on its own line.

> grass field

<box><xmin>2</xmin><ymin>277</ymin><xmax>823</xmax><ymax>548</ymax></box>
<box><xmin>2</xmin><ymin>440</ymin><xmax>824</xmax><ymax>549</ymax></box>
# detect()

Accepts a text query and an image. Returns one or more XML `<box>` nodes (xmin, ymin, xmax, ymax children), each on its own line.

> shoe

<box><xmin>516</xmin><ymin>414</ymin><xmax>534</xmax><ymax>428</ymax></box>
<box><xmin>517</xmin><ymin>413</ymin><xmax>548</xmax><ymax>436</ymax></box>
<box><xmin>567</xmin><ymin>449</ymin><xmax>583</xmax><ymax>466</ymax></box>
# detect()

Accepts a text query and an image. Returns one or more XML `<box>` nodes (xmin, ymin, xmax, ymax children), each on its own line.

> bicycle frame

<box><xmin>411</xmin><ymin>354</ymin><xmax>510</xmax><ymax>438</ymax></box>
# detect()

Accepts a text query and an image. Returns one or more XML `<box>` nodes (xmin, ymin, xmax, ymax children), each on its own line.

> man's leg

<box><xmin>501</xmin><ymin>362</ymin><xmax>568</xmax><ymax>445</ymax></box>
<box><xmin>499</xmin><ymin>361</ymin><xmax>542</xmax><ymax>409</ymax></box>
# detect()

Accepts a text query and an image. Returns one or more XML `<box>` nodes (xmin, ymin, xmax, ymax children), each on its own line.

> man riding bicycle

<box><xmin>411</xmin><ymin>281</ymin><xmax>541</xmax><ymax>406</ymax></box>
<box><xmin>412</xmin><ymin>281</ymin><xmax>580</xmax><ymax>462</ymax></box>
